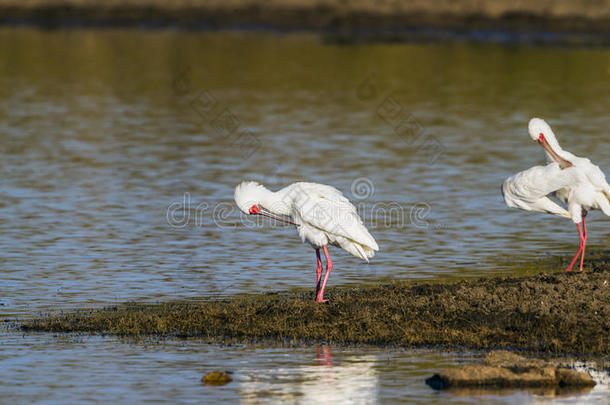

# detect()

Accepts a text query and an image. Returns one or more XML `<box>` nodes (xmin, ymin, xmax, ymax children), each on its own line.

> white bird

<box><xmin>234</xmin><ymin>181</ymin><xmax>379</xmax><ymax>302</ymax></box>
<box><xmin>503</xmin><ymin>118</ymin><xmax>610</xmax><ymax>272</ymax></box>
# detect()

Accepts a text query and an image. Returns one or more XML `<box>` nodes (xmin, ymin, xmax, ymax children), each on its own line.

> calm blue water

<box><xmin>1</xmin><ymin>331</ymin><xmax>608</xmax><ymax>404</ymax></box>
<box><xmin>1</xmin><ymin>28</ymin><xmax>609</xmax><ymax>403</ymax></box>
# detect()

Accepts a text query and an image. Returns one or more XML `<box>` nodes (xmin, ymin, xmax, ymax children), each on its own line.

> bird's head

<box><xmin>528</xmin><ymin>117</ymin><xmax>553</xmax><ymax>144</ymax></box>
<box><xmin>234</xmin><ymin>181</ymin><xmax>267</xmax><ymax>215</ymax></box>
<box><xmin>527</xmin><ymin>117</ymin><xmax>573</xmax><ymax>169</ymax></box>
<box><xmin>234</xmin><ymin>181</ymin><xmax>297</xmax><ymax>225</ymax></box>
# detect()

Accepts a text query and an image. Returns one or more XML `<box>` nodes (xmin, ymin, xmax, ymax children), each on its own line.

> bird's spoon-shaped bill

<box><xmin>249</xmin><ymin>205</ymin><xmax>297</xmax><ymax>225</ymax></box>
<box><xmin>538</xmin><ymin>135</ymin><xmax>573</xmax><ymax>169</ymax></box>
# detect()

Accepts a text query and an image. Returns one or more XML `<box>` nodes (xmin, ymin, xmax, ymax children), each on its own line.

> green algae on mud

<box><xmin>22</xmin><ymin>265</ymin><xmax>610</xmax><ymax>357</ymax></box>
<box><xmin>23</xmin><ymin>269</ymin><xmax>610</xmax><ymax>356</ymax></box>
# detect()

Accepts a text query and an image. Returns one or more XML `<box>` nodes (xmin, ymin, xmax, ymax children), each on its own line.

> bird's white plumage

<box><xmin>234</xmin><ymin>181</ymin><xmax>378</xmax><ymax>261</ymax></box>
<box><xmin>503</xmin><ymin>163</ymin><xmax>578</xmax><ymax>219</ymax></box>
<box><xmin>503</xmin><ymin>118</ymin><xmax>610</xmax><ymax>223</ymax></box>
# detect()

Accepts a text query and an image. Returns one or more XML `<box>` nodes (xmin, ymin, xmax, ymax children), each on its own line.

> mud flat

<box><xmin>21</xmin><ymin>256</ymin><xmax>610</xmax><ymax>357</ymax></box>
<box><xmin>426</xmin><ymin>350</ymin><xmax>596</xmax><ymax>390</ymax></box>
<box><xmin>3</xmin><ymin>1</ymin><xmax>610</xmax><ymax>44</ymax></box>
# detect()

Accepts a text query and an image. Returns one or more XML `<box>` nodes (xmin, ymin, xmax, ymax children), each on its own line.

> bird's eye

<box><xmin>539</xmin><ymin>133</ymin><xmax>545</xmax><ymax>141</ymax></box>
<box><xmin>249</xmin><ymin>205</ymin><xmax>260</xmax><ymax>215</ymax></box>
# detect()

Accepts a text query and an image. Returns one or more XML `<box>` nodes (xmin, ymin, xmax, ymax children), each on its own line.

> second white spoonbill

<box><xmin>502</xmin><ymin>118</ymin><xmax>610</xmax><ymax>272</ymax></box>
<box><xmin>234</xmin><ymin>181</ymin><xmax>379</xmax><ymax>302</ymax></box>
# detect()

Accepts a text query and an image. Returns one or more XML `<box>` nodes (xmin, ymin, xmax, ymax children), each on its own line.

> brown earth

<box><xmin>2</xmin><ymin>1</ymin><xmax>610</xmax><ymax>43</ymax></box>
<box><xmin>21</xmin><ymin>253</ymin><xmax>610</xmax><ymax>357</ymax></box>
<box><xmin>425</xmin><ymin>350</ymin><xmax>596</xmax><ymax>389</ymax></box>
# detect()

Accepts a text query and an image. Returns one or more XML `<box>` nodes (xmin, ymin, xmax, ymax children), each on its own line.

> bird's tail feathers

<box><xmin>334</xmin><ymin>236</ymin><xmax>375</xmax><ymax>262</ymax></box>
<box><xmin>602</xmin><ymin>186</ymin><xmax>610</xmax><ymax>204</ymax></box>
<box><xmin>596</xmin><ymin>192</ymin><xmax>610</xmax><ymax>217</ymax></box>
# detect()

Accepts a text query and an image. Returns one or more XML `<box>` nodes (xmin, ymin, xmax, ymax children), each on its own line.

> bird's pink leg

<box><xmin>579</xmin><ymin>216</ymin><xmax>588</xmax><ymax>272</ymax></box>
<box><xmin>315</xmin><ymin>246</ymin><xmax>333</xmax><ymax>303</ymax></box>
<box><xmin>566</xmin><ymin>222</ymin><xmax>584</xmax><ymax>272</ymax></box>
<box><xmin>314</xmin><ymin>249</ymin><xmax>322</xmax><ymax>295</ymax></box>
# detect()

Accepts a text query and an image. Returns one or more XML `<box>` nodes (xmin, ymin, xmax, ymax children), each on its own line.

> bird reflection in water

<box><xmin>239</xmin><ymin>345</ymin><xmax>378</xmax><ymax>404</ymax></box>
<box><xmin>317</xmin><ymin>345</ymin><xmax>332</xmax><ymax>367</ymax></box>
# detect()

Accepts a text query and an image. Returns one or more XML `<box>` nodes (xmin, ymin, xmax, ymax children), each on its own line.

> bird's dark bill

<box><xmin>256</xmin><ymin>209</ymin><xmax>297</xmax><ymax>225</ymax></box>
<box><xmin>539</xmin><ymin>138</ymin><xmax>573</xmax><ymax>169</ymax></box>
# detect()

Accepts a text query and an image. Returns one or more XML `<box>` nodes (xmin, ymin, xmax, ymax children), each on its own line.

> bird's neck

<box><xmin>544</xmin><ymin>132</ymin><xmax>570</xmax><ymax>163</ymax></box>
<box><xmin>259</xmin><ymin>186</ymin><xmax>293</xmax><ymax>216</ymax></box>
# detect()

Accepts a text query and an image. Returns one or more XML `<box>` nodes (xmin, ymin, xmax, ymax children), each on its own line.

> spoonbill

<box><xmin>234</xmin><ymin>181</ymin><xmax>379</xmax><ymax>302</ymax></box>
<box><xmin>502</xmin><ymin>118</ymin><xmax>610</xmax><ymax>272</ymax></box>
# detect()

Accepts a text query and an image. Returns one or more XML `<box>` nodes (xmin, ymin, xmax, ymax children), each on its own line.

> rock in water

<box><xmin>202</xmin><ymin>371</ymin><xmax>233</xmax><ymax>385</ymax></box>
<box><xmin>426</xmin><ymin>351</ymin><xmax>595</xmax><ymax>389</ymax></box>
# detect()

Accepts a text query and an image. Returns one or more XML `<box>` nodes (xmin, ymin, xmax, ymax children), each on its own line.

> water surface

<box><xmin>1</xmin><ymin>332</ymin><xmax>608</xmax><ymax>404</ymax></box>
<box><xmin>1</xmin><ymin>28</ymin><xmax>610</xmax><ymax>403</ymax></box>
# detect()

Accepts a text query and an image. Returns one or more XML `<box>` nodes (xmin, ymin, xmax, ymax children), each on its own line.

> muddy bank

<box><xmin>426</xmin><ymin>350</ymin><xmax>596</xmax><ymax>390</ymax></box>
<box><xmin>3</xmin><ymin>1</ymin><xmax>610</xmax><ymax>44</ymax></box>
<box><xmin>22</xmin><ymin>259</ymin><xmax>610</xmax><ymax>357</ymax></box>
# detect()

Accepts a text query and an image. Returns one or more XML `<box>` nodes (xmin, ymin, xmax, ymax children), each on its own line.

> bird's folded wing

<box><xmin>503</xmin><ymin>163</ymin><xmax>580</xmax><ymax>218</ymax></box>
<box><xmin>579</xmin><ymin>159</ymin><xmax>610</xmax><ymax>198</ymax></box>
<box><xmin>291</xmin><ymin>184</ymin><xmax>379</xmax><ymax>251</ymax></box>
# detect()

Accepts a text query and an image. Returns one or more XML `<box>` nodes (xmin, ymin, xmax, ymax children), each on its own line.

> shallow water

<box><xmin>1</xmin><ymin>28</ymin><xmax>610</xmax><ymax>403</ymax></box>
<box><xmin>1</xmin><ymin>331</ymin><xmax>608</xmax><ymax>404</ymax></box>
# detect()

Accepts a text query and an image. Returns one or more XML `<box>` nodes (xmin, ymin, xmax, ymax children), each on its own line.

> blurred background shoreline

<box><xmin>3</xmin><ymin>0</ymin><xmax>610</xmax><ymax>44</ymax></box>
